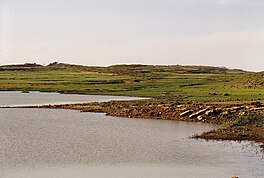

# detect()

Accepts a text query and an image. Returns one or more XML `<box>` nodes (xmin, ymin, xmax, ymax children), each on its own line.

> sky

<box><xmin>1</xmin><ymin>0</ymin><xmax>264</xmax><ymax>71</ymax></box>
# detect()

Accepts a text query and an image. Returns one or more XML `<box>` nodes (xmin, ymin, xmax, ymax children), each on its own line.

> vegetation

<box><xmin>0</xmin><ymin>62</ymin><xmax>263</xmax><ymax>101</ymax></box>
<box><xmin>0</xmin><ymin>62</ymin><xmax>263</xmax><ymax>146</ymax></box>
<box><xmin>194</xmin><ymin>114</ymin><xmax>264</xmax><ymax>145</ymax></box>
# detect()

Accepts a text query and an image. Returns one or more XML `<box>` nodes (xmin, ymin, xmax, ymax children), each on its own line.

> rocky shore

<box><xmin>10</xmin><ymin>100</ymin><xmax>263</xmax><ymax>122</ymax></box>
<box><xmin>5</xmin><ymin>99</ymin><xmax>264</xmax><ymax>147</ymax></box>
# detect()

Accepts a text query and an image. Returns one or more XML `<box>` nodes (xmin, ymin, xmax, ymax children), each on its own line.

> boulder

<box><xmin>205</xmin><ymin>108</ymin><xmax>222</xmax><ymax>116</ymax></box>
<box><xmin>197</xmin><ymin>115</ymin><xmax>204</xmax><ymax>121</ymax></box>
<box><xmin>189</xmin><ymin>108</ymin><xmax>209</xmax><ymax>119</ymax></box>
<box><xmin>221</xmin><ymin>111</ymin><xmax>230</xmax><ymax>116</ymax></box>
<box><xmin>180</xmin><ymin>110</ymin><xmax>193</xmax><ymax>117</ymax></box>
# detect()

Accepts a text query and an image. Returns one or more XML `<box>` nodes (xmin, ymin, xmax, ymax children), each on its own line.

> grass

<box><xmin>0</xmin><ymin>63</ymin><xmax>263</xmax><ymax>101</ymax></box>
<box><xmin>195</xmin><ymin>114</ymin><xmax>264</xmax><ymax>143</ymax></box>
<box><xmin>226</xmin><ymin>114</ymin><xmax>264</xmax><ymax>127</ymax></box>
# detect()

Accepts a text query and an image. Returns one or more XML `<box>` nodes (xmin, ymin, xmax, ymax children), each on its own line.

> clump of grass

<box><xmin>226</xmin><ymin>114</ymin><xmax>264</xmax><ymax>128</ymax></box>
<box><xmin>195</xmin><ymin>114</ymin><xmax>264</xmax><ymax>146</ymax></box>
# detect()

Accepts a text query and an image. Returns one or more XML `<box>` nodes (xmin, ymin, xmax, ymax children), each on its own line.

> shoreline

<box><xmin>4</xmin><ymin>99</ymin><xmax>263</xmax><ymax>148</ymax></box>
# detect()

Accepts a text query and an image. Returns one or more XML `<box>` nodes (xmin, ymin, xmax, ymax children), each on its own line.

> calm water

<box><xmin>0</xmin><ymin>91</ymin><xmax>144</xmax><ymax>107</ymax></box>
<box><xmin>0</xmin><ymin>92</ymin><xmax>263</xmax><ymax>178</ymax></box>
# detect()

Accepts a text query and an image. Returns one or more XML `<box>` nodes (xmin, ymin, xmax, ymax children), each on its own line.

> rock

<box><xmin>223</xmin><ymin>93</ymin><xmax>230</xmax><ymax>96</ymax></box>
<box><xmin>176</xmin><ymin>104</ymin><xmax>185</xmax><ymax>108</ymax></box>
<box><xmin>223</xmin><ymin>106</ymin><xmax>244</xmax><ymax>113</ymax></box>
<box><xmin>180</xmin><ymin>110</ymin><xmax>193</xmax><ymax>117</ymax></box>
<box><xmin>221</xmin><ymin>111</ymin><xmax>230</xmax><ymax>116</ymax></box>
<box><xmin>250</xmin><ymin>107</ymin><xmax>264</xmax><ymax>111</ymax></box>
<box><xmin>178</xmin><ymin>107</ymin><xmax>188</xmax><ymax>111</ymax></box>
<box><xmin>230</xmin><ymin>106</ymin><xmax>244</xmax><ymax>111</ymax></box>
<box><xmin>197</xmin><ymin>115</ymin><xmax>204</xmax><ymax>121</ymax></box>
<box><xmin>205</xmin><ymin>109</ymin><xmax>210</xmax><ymax>116</ymax></box>
<box><xmin>230</xmin><ymin>110</ymin><xmax>238</xmax><ymax>113</ymax></box>
<box><xmin>189</xmin><ymin>108</ymin><xmax>209</xmax><ymax>119</ymax></box>
<box><xmin>245</xmin><ymin>106</ymin><xmax>251</xmax><ymax>109</ymax></box>
<box><xmin>251</xmin><ymin>101</ymin><xmax>262</xmax><ymax>107</ymax></box>
<box><xmin>239</xmin><ymin>112</ymin><xmax>246</xmax><ymax>116</ymax></box>
<box><xmin>205</xmin><ymin>108</ymin><xmax>222</xmax><ymax>116</ymax></box>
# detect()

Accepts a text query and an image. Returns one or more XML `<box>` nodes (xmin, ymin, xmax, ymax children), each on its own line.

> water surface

<box><xmin>0</xmin><ymin>91</ymin><xmax>143</xmax><ymax>107</ymax></box>
<box><xmin>0</xmin><ymin>92</ymin><xmax>263</xmax><ymax>178</ymax></box>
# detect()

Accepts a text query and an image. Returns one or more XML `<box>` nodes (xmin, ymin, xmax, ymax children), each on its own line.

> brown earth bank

<box><xmin>5</xmin><ymin>99</ymin><xmax>264</xmax><ymax>147</ymax></box>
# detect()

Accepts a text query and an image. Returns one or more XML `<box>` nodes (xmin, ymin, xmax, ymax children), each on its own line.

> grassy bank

<box><xmin>194</xmin><ymin>114</ymin><xmax>264</xmax><ymax>147</ymax></box>
<box><xmin>0</xmin><ymin>62</ymin><xmax>263</xmax><ymax>146</ymax></box>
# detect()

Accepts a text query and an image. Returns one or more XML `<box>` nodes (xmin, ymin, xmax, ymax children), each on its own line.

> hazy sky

<box><xmin>1</xmin><ymin>0</ymin><xmax>264</xmax><ymax>71</ymax></box>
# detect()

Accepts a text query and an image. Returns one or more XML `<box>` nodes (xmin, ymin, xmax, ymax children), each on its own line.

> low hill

<box><xmin>243</xmin><ymin>72</ymin><xmax>264</xmax><ymax>89</ymax></box>
<box><xmin>0</xmin><ymin>62</ymin><xmax>247</xmax><ymax>75</ymax></box>
<box><xmin>0</xmin><ymin>63</ymin><xmax>43</xmax><ymax>71</ymax></box>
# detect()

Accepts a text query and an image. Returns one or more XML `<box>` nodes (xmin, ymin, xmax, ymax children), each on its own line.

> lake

<box><xmin>0</xmin><ymin>92</ymin><xmax>263</xmax><ymax>178</ymax></box>
<box><xmin>0</xmin><ymin>91</ymin><xmax>144</xmax><ymax>107</ymax></box>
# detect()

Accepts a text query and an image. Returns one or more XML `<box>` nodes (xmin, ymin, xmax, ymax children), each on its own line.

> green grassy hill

<box><xmin>0</xmin><ymin>62</ymin><xmax>263</xmax><ymax>102</ymax></box>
